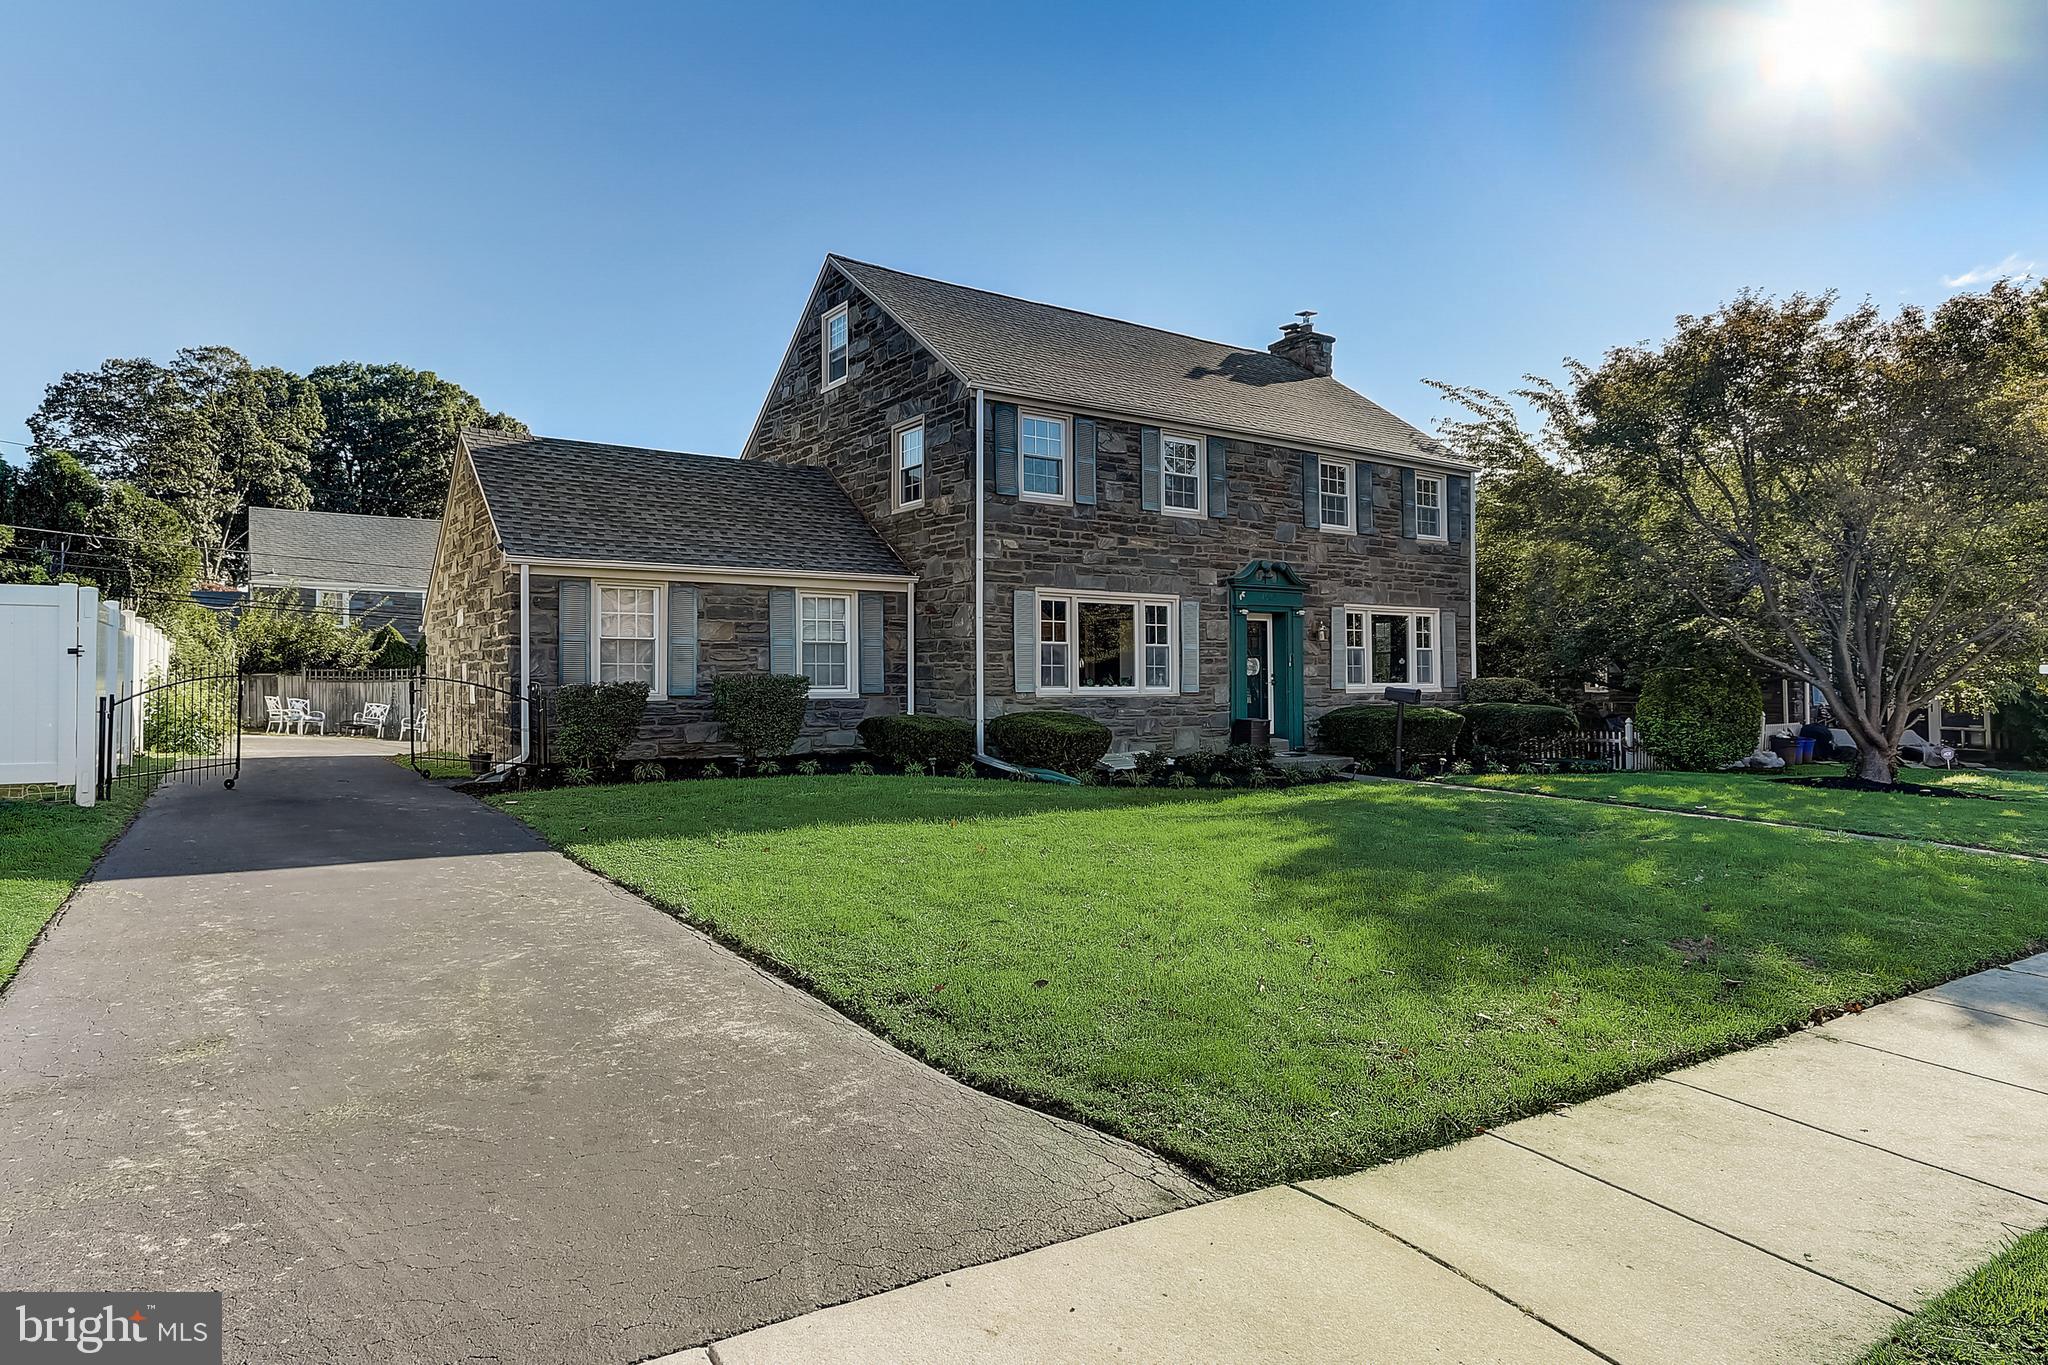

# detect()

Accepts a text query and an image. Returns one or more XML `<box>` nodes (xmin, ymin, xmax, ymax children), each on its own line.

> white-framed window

<box><xmin>316</xmin><ymin>588</ymin><xmax>350</xmax><ymax>623</ymax></box>
<box><xmin>821</xmin><ymin>302</ymin><xmax>850</xmax><ymax>390</ymax></box>
<box><xmin>1414</xmin><ymin>472</ymin><xmax>1446</xmax><ymax>540</ymax></box>
<box><xmin>896</xmin><ymin>419</ymin><xmax>926</xmax><ymax>509</ymax></box>
<box><xmin>1161</xmin><ymin>433</ymin><xmax>1204</xmax><ymax>516</ymax></box>
<box><xmin>1019</xmin><ymin>410</ymin><xmax>1068</xmax><ymax>501</ymax></box>
<box><xmin>1036</xmin><ymin>592</ymin><xmax>1176</xmax><ymax>694</ymax></box>
<box><xmin>1317</xmin><ymin>458</ymin><xmax>1352</xmax><ymax>531</ymax></box>
<box><xmin>1039</xmin><ymin>597</ymin><xmax>1069</xmax><ymax>689</ymax></box>
<box><xmin>799</xmin><ymin>591</ymin><xmax>853</xmax><ymax>696</ymax></box>
<box><xmin>1341</xmin><ymin>607</ymin><xmax>1440</xmax><ymax>690</ymax></box>
<box><xmin>598</xmin><ymin>585</ymin><xmax>658</xmax><ymax>688</ymax></box>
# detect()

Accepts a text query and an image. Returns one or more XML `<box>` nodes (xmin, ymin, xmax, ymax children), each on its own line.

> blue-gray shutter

<box><xmin>1370</xmin><ymin>463</ymin><xmax>1392</xmax><ymax>511</ymax></box>
<box><xmin>1301</xmin><ymin>451</ymin><xmax>1320</xmax><ymax>529</ymax></box>
<box><xmin>1400</xmin><ymin>467</ymin><xmax>1418</xmax><ymax>539</ymax></box>
<box><xmin>1439</xmin><ymin>610</ymin><xmax>1460</xmax><ymax>692</ymax></box>
<box><xmin>1355</xmin><ymin>461</ymin><xmax>1375</xmax><ymax>532</ymax></box>
<box><xmin>1013</xmin><ymin>589</ymin><xmax>1037</xmax><ymax>695</ymax></box>
<box><xmin>1178</xmin><ymin>599</ymin><xmax>1199</xmax><ymax>694</ymax></box>
<box><xmin>1206</xmin><ymin>437</ymin><xmax>1228</xmax><ymax>518</ymax></box>
<box><xmin>667</xmin><ymin>584</ymin><xmax>698</xmax><ymax>697</ymax></box>
<box><xmin>992</xmin><ymin>402</ymin><xmax>1019</xmax><ymax>497</ymax></box>
<box><xmin>557</xmin><ymin>578</ymin><xmax>591</xmax><ymax>686</ymax></box>
<box><xmin>1330</xmin><ymin>605</ymin><xmax>1347</xmax><ymax>690</ymax></box>
<box><xmin>1140</xmin><ymin>427</ymin><xmax>1161</xmax><ymax>511</ymax></box>
<box><xmin>857</xmin><ymin>591</ymin><xmax>885</xmax><ymax>695</ymax></box>
<box><xmin>1073</xmin><ymin>417</ymin><xmax>1097</xmax><ymax>505</ymax></box>
<box><xmin>769</xmin><ymin>587</ymin><xmax>797</xmax><ymax>675</ymax></box>
<box><xmin>1449</xmin><ymin>473</ymin><xmax>1471</xmax><ymax>543</ymax></box>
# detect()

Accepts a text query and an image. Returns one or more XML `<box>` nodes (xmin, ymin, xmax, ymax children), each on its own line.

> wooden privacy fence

<box><xmin>240</xmin><ymin>669</ymin><xmax>419</xmax><ymax>737</ymax></box>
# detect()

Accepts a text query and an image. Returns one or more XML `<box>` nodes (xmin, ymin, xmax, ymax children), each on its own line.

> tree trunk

<box><xmin>1854</xmin><ymin>743</ymin><xmax>1896</xmax><ymax>785</ymax></box>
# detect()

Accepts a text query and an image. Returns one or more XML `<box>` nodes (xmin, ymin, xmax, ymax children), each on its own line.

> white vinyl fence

<box><xmin>1525</xmin><ymin>719</ymin><xmax>1653</xmax><ymax>771</ymax></box>
<box><xmin>0</xmin><ymin>584</ymin><xmax>170</xmax><ymax>805</ymax></box>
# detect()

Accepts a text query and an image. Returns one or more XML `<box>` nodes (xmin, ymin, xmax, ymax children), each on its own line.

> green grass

<box><xmin>388</xmin><ymin>754</ymin><xmax>476</xmax><ymax>780</ymax></box>
<box><xmin>1859</xmin><ymin>1228</ymin><xmax>2048</xmax><ymax>1363</ymax></box>
<box><xmin>0</xmin><ymin>782</ymin><xmax>154</xmax><ymax>986</ymax></box>
<box><xmin>1446</xmin><ymin>765</ymin><xmax>2048</xmax><ymax>857</ymax></box>
<box><xmin>494</xmin><ymin>776</ymin><xmax>2048</xmax><ymax>1189</ymax></box>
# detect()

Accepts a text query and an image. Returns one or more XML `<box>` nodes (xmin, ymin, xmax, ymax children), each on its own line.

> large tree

<box><xmin>307</xmin><ymin>363</ymin><xmax>525</xmax><ymax>518</ymax></box>
<box><xmin>0</xmin><ymin>449</ymin><xmax>201</xmax><ymax>608</ymax></box>
<box><xmin>1514</xmin><ymin>284</ymin><xmax>2048</xmax><ymax>783</ymax></box>
<box><xmin>27</xmin><ymin>347</ymin><xmax>319</xmax><ymax>580</ymax></box>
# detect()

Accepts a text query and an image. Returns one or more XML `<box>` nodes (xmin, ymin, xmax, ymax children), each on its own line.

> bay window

<box><xmin>1037</xmin><ymin>592</ymin><xmax>1175</xmax><ymax>693</ymax></box>
<box><xmin>1341</xmin><ymin>607</ymin><xmax>1440</xmax><ymax>690</ymax></box>
<box><xmin>799</xmin><ymin>592</ymin><xmax>853</xmax><ymax>695</ymax></box>
<box><xmin>598</xmin><ymin>585</ymin><xmax>657</xmax><ymax>687</ymax></box>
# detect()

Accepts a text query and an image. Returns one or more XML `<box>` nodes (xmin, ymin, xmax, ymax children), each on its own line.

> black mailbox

<box><xmin>1383</xmin><ymin>686</ymin><xmax>1423</xmax><ymax>705</ymax></box>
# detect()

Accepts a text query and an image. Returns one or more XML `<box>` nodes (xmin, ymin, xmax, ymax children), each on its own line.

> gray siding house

<box><xmin>246</xmin><ymin>506</ymin><xmax>439</xmax><ymax>641</ymax></box>
<box><xmin>426</xmin><ymin>256</ymin><xmax>1476</xmax><ymax>761</ymax></box>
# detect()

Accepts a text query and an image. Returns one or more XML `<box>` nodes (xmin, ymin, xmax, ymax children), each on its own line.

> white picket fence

<box><xmin>0</xmin><ymin>584</ymin><xmax>170</xmax><ymax>804</ymax></box>
<box><xmin>1524</xmin><ymin>719</ymin><xmax>1653</xmax><ymax>771</ymax></box>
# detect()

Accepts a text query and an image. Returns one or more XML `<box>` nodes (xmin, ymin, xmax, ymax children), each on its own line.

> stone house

<box><xmin>423</xmin><ymin>255</ymin><xmax>1476</xmax><ymax>761</ymax></box>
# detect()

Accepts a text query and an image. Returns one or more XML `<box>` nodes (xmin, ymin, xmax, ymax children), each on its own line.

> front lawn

<box><xmin>1448</xmin><ymin>766</ymin><xmax>2048</xmax><ymax>857</ymax></box>
<box><xmin>0</xmin><ymin>783</ymin><xmax>153</xmax><ymax>986</ymax></box>
<box><xmin>1858</xmin><ymin>1228</ymin><xmax>2048</xmax><ymax>1363</ymax></box>
<box><xmin>496</xmin><ymin>777</ymin><xmax>2048</xmax><ymax>1189</ymax></box>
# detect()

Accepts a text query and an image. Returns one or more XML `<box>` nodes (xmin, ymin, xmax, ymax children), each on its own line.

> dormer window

<box><xmin>1019</xmin><ymin>411</ymin><xmax>1068</xmax><ymax>501</ymax></box>
<box><xmin>821</xmin><ymin>302</ymin><xmax>849</xmax><ymax>390</ymax></box>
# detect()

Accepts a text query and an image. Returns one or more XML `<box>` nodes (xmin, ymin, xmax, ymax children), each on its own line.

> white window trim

<box><xmin>1017</xmin><ymin>409</ymin><xmax>1072</xmax><ymax>505</ymax></box>
<box><xmin>894</xmin><ymin>417</ymin><xmax>926</xmax><ymax>512</ymax></box>
<box><xmin>797</xmin><ymin>589</ymin><xmax>857</xmax><ymax>699</ymax></box>
<box><xmin>1340</xmin><ymin>605</ymin><xmax>1442</xmax><ymax>693</ymax></box>
<box><xmin>1034</xmin><ymin>589</ymin><xmax>1178</xmax><ymax>696</ymax></box>
<box><xmin>593</xmin><ymin>581</ymin><xmax>664</xmax><ymax>695</ymax></box>
<box><xmin>1159</xmin><ymin>431</ymin><xmax>1206</xmax><ymax>518</ymax></box>
<box><xmin>820</xmin><ymin>302</ymin><xmax>850</xmax><ymax>392</ymax></box>
<box><xmin>315</xmin><ymin>587</ymin><xmax>351</xmax><ymax>625</ymax></box>
<box><xmin>1414</xmin><ymin>471</ymin><xmax>1448</xmax><ymax>542</ymax></box>
<box><xmin>1316</xmin><ymin>456</ymin><xmax>1353</xmax><ymax>534</ymax></box>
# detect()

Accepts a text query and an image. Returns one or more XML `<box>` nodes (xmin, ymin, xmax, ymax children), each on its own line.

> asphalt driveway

<box><xmin>0</xmin><ymin>737</ymin><xmax>1202</xmax><ymax>1363</ymax></box>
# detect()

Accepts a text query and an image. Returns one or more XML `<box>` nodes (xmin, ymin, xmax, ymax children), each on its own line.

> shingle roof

<box><xmin>246</xmin><ymin>506</ymin><xmax>440</xmax><ymax>589</ymax></box>
<box><xmin>829</xmin><ymin>256</ymin><xmax>1455</xmax><ymax>463</ymax></box>
<box><xmin>462</xmin><ymin>430</ymin><xmax>909</xmax><ymax>578</ymax></box>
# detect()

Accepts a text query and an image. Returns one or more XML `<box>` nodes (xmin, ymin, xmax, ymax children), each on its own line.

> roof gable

<box><xmin>828</xmin><ymin>256</ymin><xmax>1456</xmax><ymax>463</ymax></box>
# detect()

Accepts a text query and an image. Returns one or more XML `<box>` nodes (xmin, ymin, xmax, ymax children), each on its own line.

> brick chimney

<box><xmin>1268</xmin><ymin>311</ymin><xmax>1334</xmax><ymax>377</ymax></box>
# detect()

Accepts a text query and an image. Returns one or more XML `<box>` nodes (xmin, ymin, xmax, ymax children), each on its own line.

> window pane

<box><xmin>597</xmin><ymin>587</ymin><xmax>657</xmax><ymax>684</ymax></box>
<box><xmin>1143</xmin><ymin>603</ymin><xmax>1172</xmax><ymax>688</ymax></box>
<box><xmin>800</xmin><ymin>596</ymin><xmax>850</xmax><ymax>691</ymax></box>
<box><xmin>1021</xmin><ymin>416</ymin><xmax>1064</xmax><ymax>495</ymax></box>
<box><xmin>1318</xmin><ymin>460</ymin><xmax>1350</xmax><ymax>527</ymax></box>
<box><xmin>1345</xmin><ymin>610</ymin><xmax>1367</xmax><ymax>685</ymax></box>
<box><xmin>1414</xmin><ymin>615</ymin><xmax>1434</xmax><ymax>684</ymax></box>
<box><xmin>899</xmin><ymin>424</ymin><xmax>925</xmax><ymax>504</ymax></box>
<box><xmin>1162</xmin><ymin>437</ymin><xmax>1201</xmax><ymax>511</ymax></box>
<box><xmin>1076</xmin><ymin>601</ymin><xmax>1135</xmax><ymax>688</ymax></box>
<box><xmin>1039</xmin><ymin>599</ymin><xmax>1068</xmax><ymax>689</ymax></box>
<box><xmin>825</xmin><ymin>310</ymin><xmax>848</xmax><ymax>383</ymax></box>
<box><xmin>1371</xmin><ymin>613</ymin><xmax>1409</xmax><ymax>685</ymax></box>
<box><xmin>1416</xmin><ymin>477</ymin><xmax>1443</xmax><ymax>537</ymax></box>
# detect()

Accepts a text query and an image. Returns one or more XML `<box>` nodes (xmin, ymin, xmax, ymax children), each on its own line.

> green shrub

<box><xmin>366</xmin><ymin>623</ymin><xmax>421</xmax><ymax>670</ymax></box>
<box><xmin>141</xmin><ymin>672</ymin><xmax>232</xmax><ymax>755</ymax></box>
<box><xmin>1460</xmin><ymin>702</ymin><xmax>1576</xmax><ymax>759</ymax></box>
<box><xmin>1170</xmin><ymin>745</ymin><xmax>1281</xmax><ymax>786</ymax></box>
<box><xmin>987</xmin><ymin>709</ymin><xmax>1113</xmax><ymax>775</ymax></box>
<box><xmin>552</xmin><ymin>682</ymin><xmax>649</xmax><ymax>769</ymax></box>
<box><xmin>951</xmin><ymin>760</ymin><xmax>978</xmax><ymax>780</ymax></box>
<box><xmin>848</xmin><ymin>760</ymin><xmax>875</xmax><ymax>776</ymax></box>
<box><xmin>711</xmin><ymin>673</ymin><xmax>810</xmax><ymax>763</ymax></box>
<box><xmin>630</xmin><ymin>761</ymin><xmax>666</xmax><ymax>783</ymax></box>
<box><xmin>698</xmin><ymin>762</ymin><xmax>724</xmax><ymax>779</ymax></box>
<box><xmin>755</xmin><ymin>759</ymin><xmax>782</xmax><ymax>777</ymax></box>
<box><xmin>234</xmin><ymin>588</ymin><xmax>375</xmax><ymax>671</ymax></box>
<box><xmin>561</xmin><ymin>765</ymin><xmax>594</xmax><ymax>786</ymax></box>
<box><xmin>1461</xmin><ymin>676</ymin><xmax>1561</xmax><ymax>706</ymax></box>
<box><xmin>1635</xmin><ymin>666</ymin><xmax>1763</xmax><ymax>770</ymax></box>
<box><xmin>857</xmin><ymin>713</ymin><xmax>976</xmax><ymax>768</ymax></box>
<box><xmin>795</xmin><ymin>759</ymin><xmax>822</xmax><ymax>777</ymax></box>
<box><xmin>1315</xmin><ymin>704</ymin><xmax>1465</xmax><ymax>765</ymax></box>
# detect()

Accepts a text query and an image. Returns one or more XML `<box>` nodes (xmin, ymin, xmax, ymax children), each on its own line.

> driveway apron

<box><xmin>0</xmin><ymin>737</ymin><xmax>1202</xmax><ymax>1364</ymax></box>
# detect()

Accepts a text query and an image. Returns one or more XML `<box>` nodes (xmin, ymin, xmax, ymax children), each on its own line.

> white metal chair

<box><xmin>286</xmin><ymin>697</ymin><xmax>327</xmax><ymax>735</ymax></box>
<box><xmin>349</xmin><ymin>701</ymin><xmax>392</xmax><ymax>737</ymax></box>
<box><xmin>263</xmin><ymin>695</ymin><xmax>290</xmax><ymax>734</ymax></box>
<box><xmin>399</xmin><ymin>713</ymin><xmax>427</xmax><ymax>743</ymax></box>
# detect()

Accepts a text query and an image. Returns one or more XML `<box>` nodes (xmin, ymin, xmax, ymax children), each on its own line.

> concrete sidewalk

<box><xmin>703</xmin><ymin>956</ymin><xmax>2048</xmax><ymax>1364</ymax></box>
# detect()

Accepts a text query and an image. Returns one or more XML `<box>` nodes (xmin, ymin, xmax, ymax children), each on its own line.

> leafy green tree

<box><xmin>27</xmin><ymin>348</ymin><xmax>319</xmax><ymax>580</ymax></box>
<box><xmin>1508</xmin><ymin>284</ymin><xmax>2048</xmax><ymax>783</ymax></box>
<box><xmin>0</xmin><ymin>449</ymin><xmax>200</xmax><ymax>607</ymax></box>
<box><xmin>307</xmin><ymin>363</ymin><xmax>525</xmax><ymax>518</ymax></box>
<box><xmin>233</xmin><ymin>589</ymin><xmax>375</xmax><ymax>672</ymax></box>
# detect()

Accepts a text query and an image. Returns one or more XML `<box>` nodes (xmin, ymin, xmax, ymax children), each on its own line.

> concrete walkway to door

<box><xmin>710</xmin><ymin>957</ymin><xmax>2048</xmax><ymax>1364</ymax></box>
<box><xmin>0</xmin><ymin>735</ymin><xmax>1202</xmax><ymax>1364</ymax></box>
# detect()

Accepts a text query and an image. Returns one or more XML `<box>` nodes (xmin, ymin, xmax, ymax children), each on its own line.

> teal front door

<box><xmin>1243</xmin><ymin>616</ymin><xmax>1273</xmax><ymax>724</ymax></box>
<box><xmin>1228</xmin><ymin>560</ymin><xmax>1308</xmax><ymax>749</ymax></box>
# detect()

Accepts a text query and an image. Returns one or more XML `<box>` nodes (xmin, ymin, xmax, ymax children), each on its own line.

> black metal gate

<box><xmin>97</xmin><ymin>671</ymin><xmax>244</xmax><ymax>800</ymax></box>
<box><xmin>403</xmin><ymin>674</ymin><xmax>548</xmax><ymax>780</ymax></box>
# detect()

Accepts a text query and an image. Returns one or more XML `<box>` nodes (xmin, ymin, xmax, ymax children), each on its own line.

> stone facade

<box><xmin>745</xmin><ymin>264</ymin><xmax>1474</xmax><ymax>754</ymax></box>
<box><xmin>422</xmin><ymin>449</ymin><xmax>520</xmax><ymax>752</ymax></box>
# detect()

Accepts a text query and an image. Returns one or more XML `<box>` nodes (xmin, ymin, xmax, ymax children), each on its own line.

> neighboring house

<box><xmin>245</xmin><ymin>506</ymin><xmax>440</xmax><ymax>641</ymax></box>
<box><xmin>426</xmin><ymin>255</ymin><xmax>1476</xmax><ymax>761</ymax></box>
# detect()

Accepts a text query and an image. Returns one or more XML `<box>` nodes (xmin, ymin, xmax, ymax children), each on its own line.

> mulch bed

<box><xmin>1769</xmin><ymin>774</ymin><xmax>2002</xmax><ymax>800</ymax></box>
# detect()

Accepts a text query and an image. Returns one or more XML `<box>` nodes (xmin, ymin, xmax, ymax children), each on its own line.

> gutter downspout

<box><xmin>906</xmin><ymin>580</ymin><xmax>917</xmax><ymax>715</ymax></box>
<box><xmin>517</xmin><ymin>560</ymin><xmax>532</xmax><ymax>764</ymax></box>
<box><xmin>973</xmin><ymin>387</ymin><xmax>987</xmax><ymax>754</ymax></box>
<box><xmin>1467</xmin><ymin>470</ymin><xmax>1479</xmax><ymax>686</ymax></box>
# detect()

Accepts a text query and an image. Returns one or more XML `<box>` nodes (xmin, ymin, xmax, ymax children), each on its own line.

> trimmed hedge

<box><xmin>554</xmin><ymin>682</ymin><xmax>650</xmax><ymax>768</ymax></box>
<box><xmin>712</xmin><ymin>673</ymin><xmax>811</xmax><ymax>763</ymax></box>
<box><xmin>1315</xmin><ymin>704</ymin><xmax>1465</xmax><ymax>766</ymax></box>
<box><xmin>1461</xmin><ymin>676</ymin><xmax>1561</xmax><ymax>707</ymax></box>
<box><xmin>1634</xmin><ymin>666</ymin><xmax>1764</xmax><ymax>770</ymax></box>
<box><xmin>1460</xmin><ymin>702</ymin><xmax>1576</xmax><ymax>756</ymax></box>
<box><xmin>857</xmin><ymin>713</ymin><xmax>976</xmax><ymax>767</ymax></box>
<box><xmin>987</xmin><ymin>709</ymin><xmax>1112</xmax><ymax>775</ymax></box>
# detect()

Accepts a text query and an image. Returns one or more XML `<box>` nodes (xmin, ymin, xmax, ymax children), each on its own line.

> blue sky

<box><xmin>3</xmin><ymin>0</ymin><xmax>2043</xmax><ymax>465</ymax></box>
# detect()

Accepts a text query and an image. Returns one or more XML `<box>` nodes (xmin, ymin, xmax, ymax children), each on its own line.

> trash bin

<box><xmin>1794</xmin><ymin>737</ymin><xmax>1817</xmax><ymax>764</ymax></box>
<box><xmin>1768</xmin><ymin>734</ymin><xmax>1799</xmax><ymax>763</ymax></box>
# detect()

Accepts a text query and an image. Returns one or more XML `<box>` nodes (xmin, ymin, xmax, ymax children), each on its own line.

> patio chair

<box><xmin>399</xmin><ymin>713</ymin><xmax>427</xmax><ymax>743</ymax></box>
<box><xmin>286</xmin><ymin>697</ymin><xmax>327</xmax><ymax>735</ymax></box>
<box><xmin>263</xmin><ymin>695</ymin><xmax>290</xmax><ymax>734</ymax></box>
<box><xmin>349</xmin><ymin>701</ymin><xmax>392</xmax><ymax>738</ymax></box>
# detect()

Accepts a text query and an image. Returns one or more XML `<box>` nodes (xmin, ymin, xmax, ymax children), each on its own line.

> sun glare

<box><xmin>1752</xmin><ymin>0</ymin><xmax>1901</xmax><ymax>97</ymax></box>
